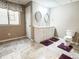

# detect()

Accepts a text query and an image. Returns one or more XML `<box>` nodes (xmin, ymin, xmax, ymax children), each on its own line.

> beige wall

<box><xmin>0</xmin><ymin>8</ymin><xmax>26</xmax><ymax>41</ymax></box>
<box><xmin>50</xmin><ymin>1</ymin><xmax>79</xmax><ymax>38</ymax></box>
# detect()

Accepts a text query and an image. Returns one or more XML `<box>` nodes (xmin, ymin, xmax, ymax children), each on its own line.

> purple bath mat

<box><xmin>59</xmin><ymin>54</ymin><xmax>72</xmax><ymax>59</ymax></box>
<box><xmin>58</xmin><ymin>43</ymin><xmax>73</xmax><ymax>52</ymax></box>
<box><xmin>40</xmin><ymin>40</ymin><xmax>53</xmax><ymax>46</ymax></box>
<box><xmin>49</xmin><ymin>37</ymin><xmax>59</xmax><ymax>42</ymax></box>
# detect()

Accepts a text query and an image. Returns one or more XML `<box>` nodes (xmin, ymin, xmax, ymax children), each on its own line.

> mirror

<box><xmin>44</xmin><ymin>13</ymin><xmax>49</xmax><ymax>24</ymax></box>
<box><xmin>35</xmin><ymin>11</ymin><xmax>42</xmax><ymax>23</ymax></box>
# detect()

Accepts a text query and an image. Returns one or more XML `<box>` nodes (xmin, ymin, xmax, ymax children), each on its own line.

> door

<box><xmin>25</xmin><ymin>6</ymin><xmax>32</xmax><ymax>39</ymax></box>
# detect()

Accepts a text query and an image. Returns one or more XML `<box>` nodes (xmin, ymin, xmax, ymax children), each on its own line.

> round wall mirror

<box><xmin>35</xmin><ymin>11</ymin><xmax>42</xmax><ymax>23</ymax></box>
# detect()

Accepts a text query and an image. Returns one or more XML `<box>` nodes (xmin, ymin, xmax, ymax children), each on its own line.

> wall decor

<box><xmin>44</xmin><ymin>13</ymin><xmax>49</xmax><ymax>24</ymax></box>
<box><xmin>35</xmin><ymin>11</ymin><xmax>42</xmax><ymax>23</ymax></box>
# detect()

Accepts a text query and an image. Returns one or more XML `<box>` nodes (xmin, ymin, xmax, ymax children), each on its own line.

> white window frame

<box><xmin>9</xmin><ymin>10</ymin><xmax>20</xmax><ymax>25</ymax></box>
<box><xmin>0</xmin><ymin>8</ymin><xmax>8</xmax><ymax>26</ymax></box>
<box><xmin>0</xmin><ymin>8</ymin><xmax>20</xmax><ymax>26</ymax></box>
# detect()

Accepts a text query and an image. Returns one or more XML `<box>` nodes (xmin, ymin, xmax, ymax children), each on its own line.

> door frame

<box><xmin>24</xmin><ymin>2</ymin><xmax>34</xmax><ymax>41</ymax></box>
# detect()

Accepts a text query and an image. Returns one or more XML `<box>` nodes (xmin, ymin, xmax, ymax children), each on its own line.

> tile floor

<box><xmin>0</xmin><ymin>38</ymin><xmax>79</xmax><ymax>59</ymax></box>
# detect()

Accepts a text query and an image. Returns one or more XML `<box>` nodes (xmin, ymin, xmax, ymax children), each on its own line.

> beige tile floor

<box><xmin>0</xmin><ymin>38</ymin><xmax>79</xmax><ymax>59</ymax></box>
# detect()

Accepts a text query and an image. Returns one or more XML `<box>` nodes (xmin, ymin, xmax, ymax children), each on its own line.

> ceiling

<box><xmin>7</xmin><ymin>0</ymin><xmax>32</xmax><ymax>5</ymax></box>
<box><xmin>7</xmin><ymin>0</ymin><xmax>79</xmax><ymax>7</ymax></box>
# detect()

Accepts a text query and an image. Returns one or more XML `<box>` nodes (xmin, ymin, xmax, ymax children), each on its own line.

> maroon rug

<box><xmin>49</xmin><ymin>37</ymin><xmax>59</xmax><ymax>42</ymax></box>
<box><xmin>58</xmin><ymin>43</ymin><xmax>73</xmax><ymax>52</ymax></box>
<box><xmin>40</xmin><ymin>40</ymin><xmax>53</xmax><ymax>46</ymax></box>
<box><xmin>59</xmin><ymin>54</ymin><xmax>72</xmax><ymax>59</ymax></box>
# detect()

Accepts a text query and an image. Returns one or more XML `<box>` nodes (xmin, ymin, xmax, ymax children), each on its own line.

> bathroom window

<box><xmin>0</xmin><ymin>8</ymin><xmax>8</xmax><ymax>25</ymax></box>
<box><xmin>0</xmin><ymin>1</ymin><xmax>22</xmax><ymax>26</ymax></box>
<box><xmin>9</xmin><ymin>10</ymin><xmax>20</xmax><ymax>25</ymax></box>
<box><xmin>0</xmin><ymin>8</ymin><xmax>20</xmax><ymax>25</ymax></box>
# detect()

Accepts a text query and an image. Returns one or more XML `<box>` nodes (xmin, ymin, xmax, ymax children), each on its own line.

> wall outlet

<box><xmin>8</xmin><ymin>33</ymin><xmax>11</xmax><ymax>36</ymax></box>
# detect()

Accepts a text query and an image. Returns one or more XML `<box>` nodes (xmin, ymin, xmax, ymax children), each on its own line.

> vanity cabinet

<box><xmin>34</xmin><ymin>27</ymin><xmax>55</xmax><ymax>43</ymax></box>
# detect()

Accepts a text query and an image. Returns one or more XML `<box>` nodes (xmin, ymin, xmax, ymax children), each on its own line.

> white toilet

<box><xmin>64</xmin><ymin>30</ymin><xmax>75</xmax><ymax>46</ymax></box>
